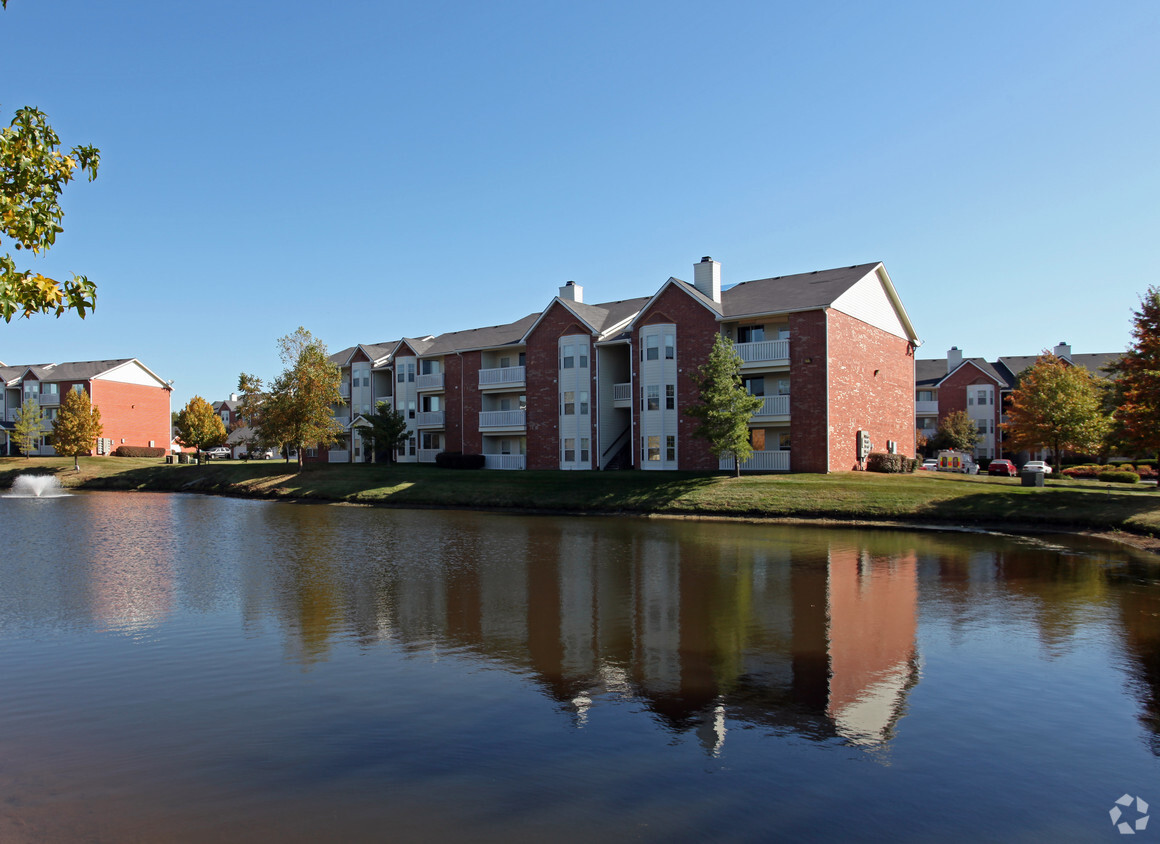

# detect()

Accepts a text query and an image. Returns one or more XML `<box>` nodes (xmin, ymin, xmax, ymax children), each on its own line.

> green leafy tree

<box><xmin>358</xmin><ymin>401</ymin><xmax>410</xmax><ymax>463</ymax></box>
<box><xmin>1111</xmin><ymin>286</ymin><xmax>1160</xmax><ymax>457</ymax></box>
<box><xmin>685</xmin><ymin>334</ymin><xmax>763</xmax><ymax>477</ymax></box>
<box><xmin>256</xmin><ymin>328</ymin><xmax>345</xmax><ymax>471</ymax></box>
<box><xmin>174</xmin><ymin>396</ymin><xmax>228</xmax><ymax>459</ymax></box>
<box><xmin>931</xmin><ymin>410</ymin><xmax>980</xmax><ymax>453</ymax></box>
<box><xmin>12</xmin><ymin>398</ymin><xmax>47</xmax><ymax>456</ymax></box>
<box><xmin>52</xmin><ymin>388</ymin><xmax>103</xmax><ymax>470</ymax></box>
<box><xmin>1002</xmin><ymin>353</ymin><xmax>1111</xmax><ymax>473</ymax></box>
<box><xmin>1</xmin><ymin>102</ymin><xmax>100</xmax><ymax>321</ymax></box>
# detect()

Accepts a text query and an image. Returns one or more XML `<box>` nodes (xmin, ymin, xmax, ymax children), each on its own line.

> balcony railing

<box><xmin>484</xmin><ymin>454</ymin><xmax>526</xmax><ymax>470</ymax></box>
<box><xmin>416</xmin><ymin>411</ymin><xmax>444</xmax><ymax>428</ymax></box>
<box><xmin>332</xmin><ymin>413</ymin><xmax>351</xmax><ymax>426</ymax></box>
<box><xmin>417</xmin><ymin>372</ymin><xmax>444</xmax><ymax>391</ymax></box>
<box><xmin>338</xmin><ymin>384</ymin><xmax>351</xmax><ymax>398</ymax></box>
<box><xmin>328</xmin><ymin>449</ymin><xmax>350</xmax><ymax>463</ymax></box>
<box><xmin>754</xmin><ymin>395</ymin><xmax>790</xmax><ymax>417</ymax></box>
<box><xmin>719</xmin><ymin>450</ymin><xmax>790</xmax><ymax>472</ymax></box>
<box><xmin>479</xmin><ymin>410</ymin><xmax>526</xmax><ymax>429</ymax></box>
<box><xmin>374</xmin><ymin>395</ymin><xmax>393</xmax><ymax>407</ymax></box>
<box><xmin>38</xmin><ymin>393</ymin><xmax>60</xmax><ymax>406</ymax></box>
<box><xmin>418</xmin><ymin>448</ymin><xmax>440</xmax><ymax>463</ymax></box>
<box><xmin>479</xmin><ymin>365</ymin><xmax>525</xmax><ymax>387</ymax></box>
<box><xmin>736</xmin><ymin>339</ymin><xmax>789</xmax><ymax>364</ymax></box>
<box><xmin>612</xmin><ymin>382</ymin><xmax>631</xmax><ymax>404</ymax></box>
<box><xmin>915</xmin><ymin>400</ymin><xmax>938</xmax><ymax>414</ymax></box>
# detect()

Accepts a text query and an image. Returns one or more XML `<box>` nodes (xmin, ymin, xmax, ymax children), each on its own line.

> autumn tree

<box><xmin>52</xmin><ymin>388</ymin><xmax>103</xmax><ymax>470</ymax></box>
<box><xmin>685</xmin><ymin>334</ymin><xmax>763</xmax><ymax>477</ymax></box>
<box><xmin>253</xmin><ymin>328</ymin><xmax>345</xmax><ymax>471</ymax></box>
<box><xmin>930</xmin><ymin>410</ymin><xmax>980</xmax><ymax>453</ymax></box>
<box><xmin>12</xmin><ymin>398</ymin><xmax>47</xmax><ymax>456</ymax></box>
<box><xmin>357</xmin><ymin>402</ymin><xmax>409</xmax><ymax>463</ymax></box>
<box><xmin>1002</xmin><ymin>353</ymin><xmax>1111</xmax><ymax>473</ymax></box>
<box><xmin>1111</xmin><ymin>286</ymin><xmax>1160</xmax><ymax>457</ymax></box>
<box><xmin>174</xmin><ymin>396</ymin><xmax>228</xmax><ymax>459</ymax></box>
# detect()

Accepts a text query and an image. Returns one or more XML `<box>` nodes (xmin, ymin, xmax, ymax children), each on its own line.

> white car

<box><xmin>205</xmin><ymin>446</ymin><xmax>231</xmax><ymax>460</ymax></box>
<box><xmin>920</xmin><ymin>459</ymin><xmax>939</xmax><ymax>471</ymax></box>
<box><xmin>1021</xmin><ymin>460</ymin><xmax>1052</xmax><ymax>474</ymax></box>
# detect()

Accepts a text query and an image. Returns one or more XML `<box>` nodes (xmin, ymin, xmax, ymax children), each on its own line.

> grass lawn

<box><xmin>3</xmin><ymin>456</ymin><xmax>1159</xmax><ymax>538</ymax></box>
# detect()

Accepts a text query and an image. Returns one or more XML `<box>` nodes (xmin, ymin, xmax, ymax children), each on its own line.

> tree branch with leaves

<box><xmin>684</xmin><ymin>334</ymin><xmax>763</xmax><ymax>477</ymax></box>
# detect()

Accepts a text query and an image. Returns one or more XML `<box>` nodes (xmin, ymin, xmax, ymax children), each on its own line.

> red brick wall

<box><xmin>937</xmin><ymin>363</ymin><xmax>1001</xmax><ymax>429</ymax></box>
<box><xmin>443</xmin><ymin>353</ymin><xmax>464</xmax><ymax>453</ymax></box>
<box><xmin>631</xmin><ymin>284</ymin><xmax>719</xmax><ymax>471</ymax></box>
<box><xmin>88</xmin><ymin>380</ymin><xmax>172</xmax><ymax>452</ymax></box>
<box><xmin>825</xmin><ymin>310</ymin><xmax>916</xmax><ymax>472</ymax></box>
<box><xmin>459</xmin><ymin>350</ymin><xmax>483</xmax><ymax>455</ymax></box>
<box><xmin>525</xmin><ymin>301</ymin><xmax>594</xmax><ymax>470</ymax></box>
<box><xmin>789</xmin><ymin>310</ymin><xmax>830</xmax><ymax>473</ymax></box>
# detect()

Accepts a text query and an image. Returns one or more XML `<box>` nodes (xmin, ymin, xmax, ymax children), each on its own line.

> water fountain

<box><xmin>4</xmin><ymin>474</ymin><xmax>69</xmax><ymax>498</ymax></box>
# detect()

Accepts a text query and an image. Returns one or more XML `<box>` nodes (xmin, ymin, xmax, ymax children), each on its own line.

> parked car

<box><xmin>920</xmin><ymin>459</ymin><xmax>939</xmax><ymax>471</ymax></box>
<box><xmin>988</xmin><ymin>459</ymin><xmax>1017</xmax><ymax>477</ymax></box>
<box><xmin>249</xmin><ymin>447</ymin><xmax>278</xmax><ymax>459</ymax></box>
<box><xmin>1021</xmin><ymin>460</ymin><xmax>1052</xmax><ymax>474</ymax></box>
<box><xmin>205</xmin><ymin>446</ymin><xmax>231</xmax><ymax>460</ymax></box>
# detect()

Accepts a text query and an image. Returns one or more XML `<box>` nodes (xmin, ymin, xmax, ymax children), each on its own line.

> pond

<box><xmin>1</xmin><ymin>491</ymin><xmax>1157</xmax><ymax>842</ymax></box>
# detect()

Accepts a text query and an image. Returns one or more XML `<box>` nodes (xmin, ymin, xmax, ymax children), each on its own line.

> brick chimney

<box><xmin>693</xmin><ymin>256</ymin><xmax>721</xmax><ymax>302</ymax></box>
<box><xmin>559</xmin><ymin>281</ymin><xmax>583</xmax><ymax>303</ymax></box>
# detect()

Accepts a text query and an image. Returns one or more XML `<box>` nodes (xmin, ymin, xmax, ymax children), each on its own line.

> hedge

<box><xmin>434</xmin><ymin>451</ymin><xmax>486</xmax><ymax>470</ymax></box>
<box><xmin>1097</xmin><ymin>469</ymin><xmax>1140</xmax><ymax>484</ymax></box>
<box><xmin>113</xmin><ymin>446</ymin><xmax>167</xmax><ymax>458</ymax></box>
<box><xmin>866</xmin><ymin>453</ymin><xmax>918</xmax><ymax>473</ymax></box>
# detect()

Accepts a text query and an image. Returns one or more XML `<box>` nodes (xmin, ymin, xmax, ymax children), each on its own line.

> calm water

<box><xmin>1</xmin><ymin>491</ymin><xmax>1158</xmax><ymax>842</ymax></box>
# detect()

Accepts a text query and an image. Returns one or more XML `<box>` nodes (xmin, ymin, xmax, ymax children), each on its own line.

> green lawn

<box><xmin>4</xmin><ymin>456</ymin><xmax>1159</xmax><ymax>538</ymax></box>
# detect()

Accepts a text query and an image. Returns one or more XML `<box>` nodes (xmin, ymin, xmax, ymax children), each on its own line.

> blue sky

<box><xmin>2</xmin><ymin>0</ymin><xmax>1157</xmax><ymax>410</ymax></box>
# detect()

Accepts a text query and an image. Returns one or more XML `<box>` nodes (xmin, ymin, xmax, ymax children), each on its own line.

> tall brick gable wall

<box><xmin>825</xmin><ymin>310</ymin><xmax>916</xmax><ymax>472</ymax></box>
<box><xmin>631</xmin><ymin>285</ymin><xmax>719</xmax><ymax>471</ymax></box>
<box><xmin>89</xmin><ymin>380</ymin><xmax>171</xmax><ymax>451</ymax></box>
<box><xmin>525</xmin><ymin>302</ymin><xmax>596</xmax><ymax>470</ymax></box>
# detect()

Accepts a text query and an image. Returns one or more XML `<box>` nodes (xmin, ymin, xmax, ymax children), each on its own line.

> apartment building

<box><xmin>915</xmin><ymin>342</ymin><xmax>1121</xmax><ymax>459</ymax></box>
<box><xmin>319</xmin><ymin>257</ymin><xmax>920</xmax><ymax>473</ymax></box>
<box><xmin>0</xmin><ymin>358</ymin><xmax>172</xmax><ymax>456</ymax></box>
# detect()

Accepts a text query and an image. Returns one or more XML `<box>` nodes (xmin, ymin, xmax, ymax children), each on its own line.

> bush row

<box><xmin>866</xmin><ymin>453</ymin><xmax>919</xmax><ymax>473</ymax></box>
<box><xmin>1063</xmin><ymin>463</ymin><xmax>1156</xmax><ymax>480</ymax></box>
<box><xmin>434</xmin><ymin>451</ymin><xmax>486</xmax><ymax>470</ymax></box>
<box><xmin>113</xmin><ymin>446</ymin><xmax>167</xmax><ymax>458</ymax></box>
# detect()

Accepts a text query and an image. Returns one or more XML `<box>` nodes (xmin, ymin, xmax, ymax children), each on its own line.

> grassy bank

<box><xmin>3</xmin><ymin>456</ymin><xmax>1160</xmax><ymax>538</ymax></box>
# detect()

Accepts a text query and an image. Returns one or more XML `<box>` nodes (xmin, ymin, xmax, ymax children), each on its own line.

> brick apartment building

<box><xmin>915</xmin><ymin>342</ymin><xmax>1121</xmax><ymax>459</ymax></box>
<box><xmin>0</xmin><ymin>358</ymin><xmax>173</xmax><ymax>456</ymax></box>
<box><xmin>317</xmin><ymin>257</ymin><xmax>920</xmax><ymax>473</ymax></box>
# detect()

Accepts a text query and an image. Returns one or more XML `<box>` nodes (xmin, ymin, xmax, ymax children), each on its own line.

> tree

<box><xmin>174</xmin><ymin>396</ymin><xmax>228</xmax><ymax>459</ymax></box>
<box><xmin>12</xmin><ymin>398</ymin><xmax>47</xmax><ymax>457</ymax></box>
<box><xmin>931</xmin><ymin>410</ymin><xmax>980</xmax><ymax>453</ymax></box>
<box><xmin>52</xmin><ymin>388</ymin><xmax>104</xmax><ymax>470</ymax></box>
<box><xmin>357</xmin><ymin>402</ymin><xmax>410</xmax><ymax>463</ymax></box>
<box><xmin>254</xmin><ymin>328</ymin><xmax>345</xmax><ymax>471</ymax></box>
<box><xmin>1002</xmin><ymin>353</ymin><xmax>1111</xmax><ymax>473</ymax></box>
<box><xmin>1</xmin><ymin>104</ymin><xmax>100</xmax><ymax>321</ymax></box>
<box><xmin>1111</xmin><ymin>286</ymin><xmax>1160</xmax><ymax>457</ymax></box>
<box><xmin>684</xmin><ymin>334</ymin><xmax>763</xmax><ymax>477</ymax></box>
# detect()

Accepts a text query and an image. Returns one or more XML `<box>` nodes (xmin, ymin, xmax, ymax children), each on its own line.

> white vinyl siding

<box><xmin>638</xmin><ymin>323</ymin><xmax>678</xmax><ymax>469</ymax></box>
<box><xmin>558</xmin><ymin>335</ymin><xmax>592</xmax><ymax>469</ymax></box>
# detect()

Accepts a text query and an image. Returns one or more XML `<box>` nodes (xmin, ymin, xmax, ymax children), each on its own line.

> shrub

<box><xmin>1097</xmin><ymin>469</ymin><xmax>1140</xmax><ymax>484</ymax></box>
<box><xmin>1136</xmin><ymin>465</ymin><xmax>1157</xmax><ymax>479</ymax></box>
<box><xmin>434</xmin><ymin>451</ymin><xmax>486</xmax><ymax>470</ymax></box>
<box><xmin>113</xmin><ymin>446</ymin><xmax>167</xmax><ymax>458</ymax></box>
<box><xmin>1062</xmin><ymin>464</ymin><xmax>1101</xmax><ymax>479</ymax></box>
<box><xmin>866</xmin><ymin>452</ymin><xmax>913</xmax><ymax>473</ymax></box>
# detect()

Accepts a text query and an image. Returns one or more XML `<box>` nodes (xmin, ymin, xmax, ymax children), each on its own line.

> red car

<box><xmin>988</xmin><ymin>459</ymin><xmax>1017</xmax><ymax>476</ymax></box>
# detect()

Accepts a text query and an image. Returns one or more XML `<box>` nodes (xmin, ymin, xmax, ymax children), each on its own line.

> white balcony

<box><xmin>416</xmin><ymin>411</ymin><xmax>445</xmax><ymax>428</ymax></box>
<box><xmin>479</xmin><ymin>410</ymin><xmax>526</xmax><ymax>429</ymax></box>
<box><xmin>338</xmin><ymin>384</ymin><xmax>351</xmax><ymax>398</ymax></box>
<box><xmin>612</xmin><ymin>382</ymin><xmax>631</xmax><ymax>407</ymax></box>
<box><xmin>418</xmin><ymin>448</ymin><xmax>440</xmax><ymax>463</ymax></box>
<box><xmin>754</xmin><ymin>395</ymin><xmax>790</xmax><ymax>417</ymax></box>
<box><xmin>915</xmin><ymin>400</ymin><xmax>939</xmax><ymax>415</ymax></box>
<box><xmin>417</xmin><ymin>372</ymin><xmax>444</xmax><ymax>391</ymax></box>
<box><xmin>374</xmin><ymin>395</ymin><xmax>393</xmax><ymax>407</ymax></box>
<box><xmin>38</xmin><ymin>392</ymin><xmax>60</xmax><ymax>406</ymax></box>
<box><xmin>484</xmin><ymin>454</ymin><xmax>526</xmax><ymax>470</ymax></box>
<box><xmin>479</xmin><ymin>366</ymin><xmax>526</xmax><ymax>388</ymax></box>
<box><xmin>720</xmin><ymin>450</ymin><xmax>790</xmax><ymax>472</ymax></box>
<box><xmin>736</xmin><ymin>339</ymin><xmax>789</xmax><ymax>364</ymax></box>
<box><xmin>328</xmin><ymin>449</ymin><xmax>350</xmax><ymax>463</ymax></box>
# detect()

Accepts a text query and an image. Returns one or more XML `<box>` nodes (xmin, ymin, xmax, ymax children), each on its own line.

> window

<box><xmin>500</xmin><ymin>356</ymin><xmax>511</xmax><ymax>369</ymax></box>
<box><xmin>407</xmin><ymin>364</ymin><xmax>415</xmax><ymax>382</ymax></box>
<box><xmin>563</xmin><ymin>438</ymin><xmax>575</xmax><ymax>462</ymax></box>
<box><xmin>645</xmin><ymin>335</ymin><xmax>659</xmax><ymax>360</ymax></box>
<box><xmin>666</xmin><ymin>384</ymin><xmax>675</xmax><ymax>410</ymax></box>
<box><xmin>646</xmin><ymin>435</ymin><xmax>660</xmax><ymax>461</ymax></box>
<box><xmin>777</xmin><ymin>378</ymin><xmax>790</xmax><ymax>396</ymax></box>
<box><xmin>579</xmin><ymin>391</ymin><xmax>589</xmax><ymax>415</ymax></box>
<box><xmin>664</xmin><ymin>335</ymin><xmax>675</xmax><ymax>360</ymax></box>
<box><xmin>43</xmin><ymin>383</ymin><xmax>58</xmax><ymax>395</ymax></box>
<box><xmin>422</xmin><ymin>432</ymin><xmax>440</xmax><ymax>450</ymax></box>
<box><xmin>500</xmin><ymin>439</ymin><xmax>512</xmax><ymax>455</ymax></box>
<box><xmin>917</xmin><ymin>390</ymin><xmax>934</xmax><ymax>402</ymax></box>
<box><xmin>738</xmin><ymin>325</ymin><xmax>765</xmax><ymax>343</ymax></box>
<box><xmin>408</xmin><ymin>436</ymin><xmax>416</xmax><ymax>456</ymax></box>
<box><xmin>665</xmin><ymin>435</ymin><xmax>676</xmax><ymax>462</ymax></box>
<box><xmin>421</xmin><ymin>360</ymin><xmax>436</xmax><ymax>374</ymax></box>
<box><xmin>500</xmin><ymin>397</ymin><xmax>512</xmax><ymax>411</ymax></box>
<box><xmin>743</xmin><ymin>376</ymin><xmax>765</xmax><ymax>396</ymax></box>
<box><xmin>647</xmin><ymin>385</ymin><xmax>660</xmax><ymax>411</ymax></box>
<box><xmin>778</xmin><ymin>433</ymin><xmax>791</xmax><ymax>450</ymax></box>
<box><xmin>397</xmin><ymin>368</ymin><xmax>404</xmax><ymax>383</ymax></box>
<box><xmin>562</xmin><ymin>345</ymin><xmax>575</xmax><ymax>369</ymax></box>
<box><xmin>580</xmin><ymin>438</ymin><xmax>590</xmax><ymax>463</ymax></box>
<box><xmin>579</xmin><ymin>346</ymin><xmax>588</xmax><ymax>368</ymax></box>
<box><xmin>72</xmin><ymin>384</ymin><xmax>85</xmax><ymax>394</ymax></box>
<box><xmin>407</xmin><ymin>400</ymin><xmax>416</xmax><ymax>419</ymax></box>
<box><xmin>562</xmin><ymin>392</ymin><xmax>575</xmax><ymax>415</ymax></box>
<box><xmin>518</xmin><ymin>352</ymin><xmax>526</xmax><ymax>366</ymax></box>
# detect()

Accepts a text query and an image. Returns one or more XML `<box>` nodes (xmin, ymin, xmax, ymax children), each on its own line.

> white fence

<box><xmin>484</xmin><ymin>454</ymin><xmax>526</xmax><ymax>470</ymax></box>
<box><xmin>719</xmin><ymin>450</ymin><xmax>790</xmax><ymax>472</ymax></box>
<box><xmin>755</xmin><ymin>395</ymin><xmax>790</xmax><ymax>416</ymax></box>
<box><xmin>735</xmin><ymin>339</ymin><xmax>789</xmax><ymax>363</ymax></box>
<box><xmin>328</xmin><ymin>449</ymin><xmax>350</xmax><ymax>463</ymax></box>
<box><xmin>479</xmin><ymin>410</ymin><xmax>526</xmax><ymax>428</ymax></box>
<box><xmin>416</xmin><ymin>411</ymin><xmax>445</xmax><ymax>427</ymax></box>
<box><xmin>417</xmin><ymin>373</ymin><xmax>444</xmax><ymax>390</ymax></box>
<box><xmin>478</xmin><ymin>366</ymin><xmax>526</xmax><ymax>386</ymax></box>
<box><xmin>418</xmin><ymin>449</ymin><xmax>440</xmax><ymax>463</ymax></box>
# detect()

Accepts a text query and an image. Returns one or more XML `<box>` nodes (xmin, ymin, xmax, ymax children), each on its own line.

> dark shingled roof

<box><xmin>919</xmin><ymin>350</ymin><xmax>1124</xmax><ymax>390</ymax></box>
<box><xmin>424</xmin><ymin>313</ymin><xmax>540</xmax><ymax>356</ymax></box>
<box><xmin>720</xmin><ymin>263</ymin><xmax>882</xmax><ymax>318</ymax></box>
